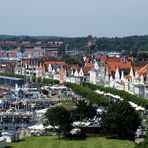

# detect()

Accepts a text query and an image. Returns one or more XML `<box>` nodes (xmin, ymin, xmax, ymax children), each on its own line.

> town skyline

<box><xmin>0</xmin><ymin>0</ymin><xmax>148</xmax><ymax>147</ymax></box>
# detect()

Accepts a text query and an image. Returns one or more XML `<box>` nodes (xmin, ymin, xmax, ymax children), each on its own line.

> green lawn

<box><xmin>6</xmin><ymin>136</ymin><xmax>135</xmax><ymax>148</ymax></box>
<box><xmin>61</xmin><ymin>101</ymin><xmax>76</xmax><ymax>109</ymax></box>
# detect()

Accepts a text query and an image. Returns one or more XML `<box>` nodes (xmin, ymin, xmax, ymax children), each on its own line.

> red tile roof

<box><xmin>77</xmin><ymin>67</ymin><xmax>91</xmax><ymax>76</ymax></box>
<box><xmin>44</xmin><ymin>61</ymin><xmax>65</xmax><ymax>71</ymax></box>
<box><xmin>85</xmin><ymin>63</ymin><xmax>94</xmax><ymax>68</ymax></box>
<box><xmin>108</xmin><ymin>62</ymin><xmax>132</xmax><ymax>74</ymax></box>
<box><xmin>105</xmin><ymin>57</ymin><xmax>121</xmax><ymax>63</ymax></box>
<box><xmin>138</xmin><ymin>64</ymin><xmax>148</xmax><ymax>75</ymax></box>
<box><xmin>21</xmin><ymin>59</ymin><xmax>29</xmax><ymax>65</ymax></box>
<box><xmin>44</xmin><ymin>61</ymin><xmax>65</xmax><ymax>65</ymax></box>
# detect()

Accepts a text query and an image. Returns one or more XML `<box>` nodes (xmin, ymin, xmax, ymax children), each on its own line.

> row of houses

<box><xmin>90</xmin><ymin>55</ymin><xmax>148</xmax><ymax>98</ymax></box>
<box><xmin>14</xmin><ymin>58</ymin><xmax>92</xmax><ymax>84</ymax></box>
<box><xmin>0</xmin><ymin>41</ymin><xmax>64</xmax><ymax>58</ymax></box>
<box><xmin>0</xmin><ymin>54</ymin><xmax>148</xmax><ymax>98</ymax></box>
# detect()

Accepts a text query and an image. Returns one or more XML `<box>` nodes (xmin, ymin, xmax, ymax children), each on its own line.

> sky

<box><xmin>0</xmin><ymin>0</ymin><xmax>148</xmax><ymax>37</ymax></box>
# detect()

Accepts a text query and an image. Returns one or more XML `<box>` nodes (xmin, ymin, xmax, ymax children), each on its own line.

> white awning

<box><xmin>28</xmin><ymin>124</ymin><xmax>45</xmax><ymax>130</ymax></box>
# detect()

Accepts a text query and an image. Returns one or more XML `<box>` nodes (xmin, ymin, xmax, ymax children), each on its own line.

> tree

<box><xmin>71</xmin><ymin>100</ymin><xmax>96</xmax><ymax>122</ymax></box>
<box><xmin>20</xmin><ymin>45</ymin><xmax>25</xmax><ymax>58</ymax></box>
<box><xmin>63</xmin><ymin>56</ymin><xmax>81</xmax><ymax>65</ymax></box>
<box><xmin>81</xmin><ymin>82</ymin><xmax>148</xmax><ymax>108</ymax></box>
<box><xmin>101</xmin><ymin>101</ymin><xmax>141</xmax><ymax>140</ymax></box>
<box><xmin>65</xmin><ymin>82</ymin><xmax>109</xmax><ymax>106</ymax></box>
<box><xmin>45</xmin><ymin>106</ymin><xmax>72</xmax><ymax>139</ymax></box>
<box><xmin>58</xmin><ymin>43</ymin><xmax>65</xmax><ymax>56</ymax></box>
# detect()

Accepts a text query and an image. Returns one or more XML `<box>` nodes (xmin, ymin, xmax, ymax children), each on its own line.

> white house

<box><xmin>89</xmin><ymin>60</ymin><xmax>105</xmax><ymax>85</ymax></box>
<box><xmin>79</xmin><ymin>68</ymin><xmax>84</xmax><ymax>77</ymax></box>
<box><xmin>115</xmin><ymin>67</ymin><xmax>120</xmax><ymax>82</ymax></box>
<box><xmin>89</xmin><ymin>69</ymin><xmax>97</xmax><ymax>84</ymax></box>
<box><xmin>48</xmin><ymin>64</ymin><xmax>52</xmax><ymax>73</ymax></box>
<box><xmin>74</xmin><ymin>68</ymin><xmax>79</xmax><ymax>77</ymax></box>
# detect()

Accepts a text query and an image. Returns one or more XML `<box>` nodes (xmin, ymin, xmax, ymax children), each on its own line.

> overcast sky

<box><xmin>0</xmin><ymin>0</ymin><xmax>148</xmax><ymax>37</ymax></box>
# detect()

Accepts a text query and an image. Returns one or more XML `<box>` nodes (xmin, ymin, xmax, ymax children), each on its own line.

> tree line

<box><xmin>64</xmin><ymin>82</ymin><xmax>109</xmax><ymax>106</ymax></box>
<box><xmin>81</xmin><ymin>82</ymin><xmax>148</xmax><ymax>108</ymax></box>
<box><xmin>45</xmin><ymin>83</ymin><xmax>141</xmax><ymax>141</ymax></box>
<box><xmin>1</xmin><ymin>35</ymin><xmax>148</xmax><ymax>52</ymax></box>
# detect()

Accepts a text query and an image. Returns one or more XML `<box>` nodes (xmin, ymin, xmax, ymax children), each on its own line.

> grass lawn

<box><xmin>60</xmin><ymin>95</ymin><xmax>72</xmax><ymax>100</ymax></box>
<box><xmin>57</xmin><ymin>101</ymin><xmax>76</xmax><ymax>109</ymax></box>
<box><xmin>6</xmin><ymin>136</ymin><xmax>135</xmax><ymax>148</ymax></box>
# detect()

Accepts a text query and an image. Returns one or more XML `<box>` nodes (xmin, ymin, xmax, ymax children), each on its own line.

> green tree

<box><xmin>65</xmin><ymin>82</ymin><xmax>109</xmax><ymax>106</ymax></box>
<box><xmin>63</xmin><ymin>56</ymin><xmax>81</xmax><ymax>65</ymax></box>
<box><xmin>45</xmin><ymin>106</ymin><xmax>72</xmax><ymax>139</ymax></box>
<box><xmin>71</xmin><ymin>100</ymin><xmax>96</xmax><ymax>121</ymax></box>
<box><xmin>20</xmin><ymin>45</ymin><xmax>25</xmax><ymax>58</ymax></box>
<box><xmin>58</xmin><ymin>43</ymin><xmax>65</xmax><ymax>56</ymax></box>
<box><xmin>101</xmin><ymin>101</ymin><xmax>141</xmax><ymax>140</ymax></box>
<box><xmin>82</xmin><ymin>82</ymin><xmax>148</xmax><ymax>108</ymax></box>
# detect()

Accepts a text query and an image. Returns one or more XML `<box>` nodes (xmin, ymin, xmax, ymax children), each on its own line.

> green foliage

<box><xmin>63</xmin><ymin>56</ymin><xmax>81</xmax><ymax>65</ymax></box>
<box><xmin>63</xmin><ymin>37</ymin><xmax>88</xmax><ymax>52</ymax></box>
<box><xmin>58</xmin><ymin>43</ymin><xmax>65</xmax><ymax>56</ymax></box>
<box><xmin>0</xmin><ymin>72</ymin><xmax>24</xmax><ymax>78</ymax></box>
<box><xmin>61</xmin><ymin>101</ymin><xmax>76</xmax><ymax>109</ymax></box>
<box><xmin>43</xmin><ymin>78</ymin><xmax>59</xmax><ymax>84</ymax></box>
<box><xmin>70</xmin><ymin>100</ymin><xmax>96</xmax><ymax>121</ymax></box>
<box><xmin>45</xmin><ymin>106</ymin><xmax>73</xmax><ymax>139</ymax></box>
<box><xmin>135</xmin><ymin>53</ymin><xmax>148</xmax><ymax>61</ymax></box>
<box><xmin>82</xmin><ymin>82</ymin><xmax>148</xmax><ymax>108</ymax></box>
<box><xmin>101</xmin><ymin>101</ymin><xmax>141</xmax><ymax>140</ymax></box>
<box><xmin>1</xmin><ymin>35</ymin><xmax>148</xmax><ymax>52</ymax></box>
<box><xmin>20</xmin><ymin>45</ymin><xmax>25</xmax><ymax>54</ymax></box>
<box><xmin>0</xmin><ymin>72</ymin><xmax>59</xmax><ymax>84</ymax></box>
<box><xmin>96</xmin><ymin>35</ymin><xmax>148</xmax><ymax>52</ymax></box>
<box><xmin>64</xmin><ymin>82</ymin><xmax>109</xmax><ymax>106</ymax></box>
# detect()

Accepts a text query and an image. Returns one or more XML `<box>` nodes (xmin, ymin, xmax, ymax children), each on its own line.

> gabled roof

<box><xmin>105</xmin><ymin>57</ymin><xmax>121</xmax><ymax>63</ymax></box>
<box><xmin>21</xmin><ymin>59</ymin><xmax>29</xmax><ymax>65</ymax></box>
<box><xmin>126</xmin><ymin>65</ymin><xmax>146</xmax><ymax>80</ymax></box>
<box><xmin>44</xmin><ymin>61</ymin><xmax>65</xmax><ymax>65</ymax></box>
<box><xmin>108</xmin><ymin>62</ymin><xmax>132</xmax><ymax>75</ymax></box>
<box><xmin>44</xmin><ymin>61</ymin><xmax>65</xmax><ymax>71</ymax></box>
<box><xmin>98</xmin><ymin>55</ymin><xmax>121</xmax><ymax>63</ymax></box>
<box><xmin>85</xmin><ymin>63</ymin><xmax>94</xmax><ymax>68</ymax></box>
<box><xmin>64</xmin><ymin>64</ymin><xmax>77</xmax><ymax>71</ymax></box>
<box><xmin>77</xmin><ymin>67</ymin><xmax>92</xmax><ymax>76</ymax></box>
<box><xmin>138</xmin><ymin>64</ymin><xmax>148</xmax><ymax>75</ymax></box>
<box><xmin>126</xmin><ymin>75</ymin><xmax>132</xmax><ymax>80</ymax></box>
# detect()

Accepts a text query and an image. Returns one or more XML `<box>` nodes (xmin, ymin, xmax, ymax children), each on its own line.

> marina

<box><xmin>0</xmin><ymin>80</ymin><xmax>72</xmax><ymax>133</ymax></box>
